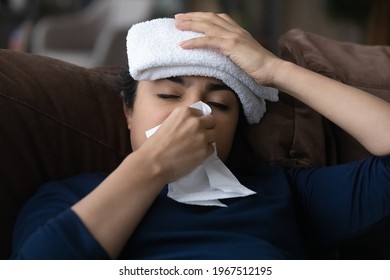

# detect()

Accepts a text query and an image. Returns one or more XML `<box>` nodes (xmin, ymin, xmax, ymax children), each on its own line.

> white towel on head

<box><xmin>145</xmin><ymin>101</ymin><xmax>257</xmax><ymax>207</ymax></box>
<box><xmin>126</xmin><ymin>18</ymin><xmax>279</xmax><ymax>124</ymax></box>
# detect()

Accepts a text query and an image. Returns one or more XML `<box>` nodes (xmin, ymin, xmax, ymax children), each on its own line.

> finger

<box><xmin>205</xmin><ymin>129</ymin><xmax>217</xmax><ymax>144</ymax></box>
<box><xmin>173</xmin><ymin>107</ymin><xmax>216</xmax><ymax>131</ymax></box>
<box><xmin>175</xmin><ymin>12</ymin><xmax>228</xmax><ymax>24</ymax></box>
<box><xmin>187</xmin><ymin>106</ymin><xmax>204</xmax><ymax>117</ymax></box>
<box><xmin>175</xmin><ymin>12</ymin><xmax>242</xmax><ymax>35</ymax></box>
<box><xmin>201</xmin><ymin>114</ymin><xmax>216</xmax><ymax>129</ymax></box>
<box><xmin>179</xmin><ymin>35</ymin><xmax>233</xmax><ymax>55</ymax></box>
<box><xmin>175</xmin><ymin>18</ymin><xmax>229</xmax><ymax>37</ymax></box>
<box><xmin>176</xmin><ymin>12</ymin><xmax>240</xmax><ymax>29</ymax></box>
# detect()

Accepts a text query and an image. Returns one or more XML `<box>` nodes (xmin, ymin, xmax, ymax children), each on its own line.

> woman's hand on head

<box><xmin>138</xmin><ymin>106</ymin><xmax>216</xmax><ymax>184</ymax></box>
<box><xmin>175</xmin><ymin>12</ymin><xmax>283</xmax><ymax>87</ymax></box>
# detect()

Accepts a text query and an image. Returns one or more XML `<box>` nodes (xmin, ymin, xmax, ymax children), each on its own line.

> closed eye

<box><xmin>207</xmin><ymin>101</ymin><xmax>229</xmax><ymax>111</ymax></box>
<box><xmin>157</xmin><ymin>93</ymin><xmax>181</xmax><ymax>99</ymax></box>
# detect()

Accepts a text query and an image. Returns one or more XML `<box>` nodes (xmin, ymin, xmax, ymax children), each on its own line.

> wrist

<box><xmin>251</xmin><ymin>55</ymin><xmax>287</xmax><ymax>87</ymax></box>
<box><xmin>267</xmin><ymin>59</ymin><xmax>295</xmax><ymax>89</ymax></box>
<box><xmin>122</xmin><ymin>147</ymin><xmax>168</xmax><ymax>188</ymax></box>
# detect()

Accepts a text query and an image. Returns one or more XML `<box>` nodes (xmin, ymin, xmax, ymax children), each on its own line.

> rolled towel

<box><xmin>126</xmin><ymin>18</ymin><xmax>278</xmax><ymax>124</ymax></box>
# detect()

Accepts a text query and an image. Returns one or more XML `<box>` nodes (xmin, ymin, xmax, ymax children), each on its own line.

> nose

<box><xmin>183</xmin><ymin>89</ymin><xmax>204</xmax><ymax>107</ymax></box>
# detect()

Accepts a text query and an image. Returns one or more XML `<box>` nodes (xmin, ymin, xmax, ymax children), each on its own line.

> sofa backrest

<box><xmin>0</xmin><ymin>50</ymin><xmax>130</xmax><ymax>258</ymax></box>
<box><xmin>277</xmin><ymin>29</ymin><xmax>390</xmax><ymax>166</ymax></box>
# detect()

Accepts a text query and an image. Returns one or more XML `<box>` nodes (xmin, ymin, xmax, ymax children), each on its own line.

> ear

<box><xmin>123</xmin><ymin>104</ymin><xmax>132</xmax><ymax>130</ymax></box>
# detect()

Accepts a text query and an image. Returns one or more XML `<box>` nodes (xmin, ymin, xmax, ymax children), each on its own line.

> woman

<box><xmin>11</xmin><ymin>13</ymin><xmax>390</xmax><ymax>259</ymax></box>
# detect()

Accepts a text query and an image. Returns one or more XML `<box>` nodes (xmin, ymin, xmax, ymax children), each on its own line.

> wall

<box><xmin>181</xmin><ymin>0</ymin><xmax>371</xmax><ymax>52</ymax></box>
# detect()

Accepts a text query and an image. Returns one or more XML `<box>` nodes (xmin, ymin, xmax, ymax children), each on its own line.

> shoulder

<box><xmin>287</xmin><ymin>155</ymin><xmax>390</xmax><ymax>179</ymax></box>
<box><xmin>284</xmin><ymin>155</ymin><xmax>390</xmax><ymax>200</ymax></box>
<box><xmin>25</xmin><ymin>172</ymin><xmax>107</xmax><ymax>209</ymax></box>
<box><xmin>14</xmin><ymin>172</ymin><xmax>108</xmax><ymax>232</ymax></box>
<box><xmin>12</xmin><ymin>173</ymin><xmax>109</xmax><ymax>259</ymax></box>
<box><xmin>54</xmin><ymin>172</ymin><xmax>108</xmax><ymax>197</ymax></box>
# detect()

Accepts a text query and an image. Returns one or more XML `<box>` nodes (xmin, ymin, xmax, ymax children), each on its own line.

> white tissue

<box><xmin>145</xmin><ymin>101</ymin><xmax>256</xmax><ymax>207</ymax></box>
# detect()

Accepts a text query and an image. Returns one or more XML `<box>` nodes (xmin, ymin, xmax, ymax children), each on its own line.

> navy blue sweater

<box><xmin>11</xmin><ymin>155</ymin><xmax>390</xmax><ymax>259</ymax></box>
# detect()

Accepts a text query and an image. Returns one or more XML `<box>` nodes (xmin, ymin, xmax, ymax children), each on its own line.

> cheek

<box><xmin>215</xmin><ymin>114</ymin><xmax>239</xmax><ymax>161</ymax></box>
<box><xmin>129</xmin><ymin>122</ymin><xmax>145</xmax><ymax>152</ymax></box>
<box><xmin>129</xmin><ymin>105</ymin><xmax>170</xmax><ymax>151</ymax></box>
<box><xmin>216</xmin><ymin>128</ymin><xmax>236</xmax><ymax>161</ymax></box>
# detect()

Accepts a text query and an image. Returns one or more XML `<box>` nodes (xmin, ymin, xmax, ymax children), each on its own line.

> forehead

<box><xmin>158</xmin><ymin>76</ymin><xmax>226</xmax><ymax>86</ymax></box>
<box><xmin>142</xmin><ymin>76</ymin><xmax>235</xmax><ymax>93</ymax></box>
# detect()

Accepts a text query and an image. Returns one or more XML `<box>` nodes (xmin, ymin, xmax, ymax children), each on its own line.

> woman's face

<box><xmin>124</xmin><ymin>76</ymin><xmax>240</xmax><ymax>162</ymax></box>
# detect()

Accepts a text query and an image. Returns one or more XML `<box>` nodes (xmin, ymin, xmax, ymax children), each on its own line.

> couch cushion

<box><xmin>276</xmin><ymin>29</ymin><xmax>390</xmax><ymax>258</ymax></box>
<box><xmin>274</xmin><ymin>28</ymin><xmax>390</xmax><ymax>165</ymax></box>
<box><xmin>0</xmin><ymin>49</ymin><xmax>130</xmax><ymax>259</ymax></box>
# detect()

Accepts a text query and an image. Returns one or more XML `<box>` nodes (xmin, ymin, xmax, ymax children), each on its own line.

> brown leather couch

<box><xmin>1</xmin><ymin>29</ymin><xmax>389</xmax><ymax>259</ymax></box>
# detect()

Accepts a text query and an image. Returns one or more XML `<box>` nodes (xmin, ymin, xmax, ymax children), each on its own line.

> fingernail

<box><xmin>175</xmin><ymin>13</ymin><xmax>184</xmax><ymax>19</ymax></box>
<box><xmin>179</xmin><ymin>41</ymin><xmax>188</xmax><ymax>48</ymax></box>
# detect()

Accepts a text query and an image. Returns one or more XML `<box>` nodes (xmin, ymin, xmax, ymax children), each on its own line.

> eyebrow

<box><xmin>167</xmin><ymin>76</ymin><xmax>187</xmax><ymax>86</ymax></box>
<box><xmin>166</xmin><ymin>76</ymin><xmax>234</xmax><ymax>93</ymax></box>
<box><xmin>206</xmin><ymin>82</ymin><xmax>233</xmax><ymax>93</ymax></box>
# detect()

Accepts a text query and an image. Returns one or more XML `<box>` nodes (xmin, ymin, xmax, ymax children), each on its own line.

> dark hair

<box><xmin>118</xmin><ymin>67</ymin><xmax>138</xmax><ymax>108</ymax></box>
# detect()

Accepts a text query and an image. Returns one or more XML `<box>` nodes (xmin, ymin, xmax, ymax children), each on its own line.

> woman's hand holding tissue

<box><xmin>139</xmin><ymin>105</ymin><xmax>216</xmax><ymax>184</ymax></box>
